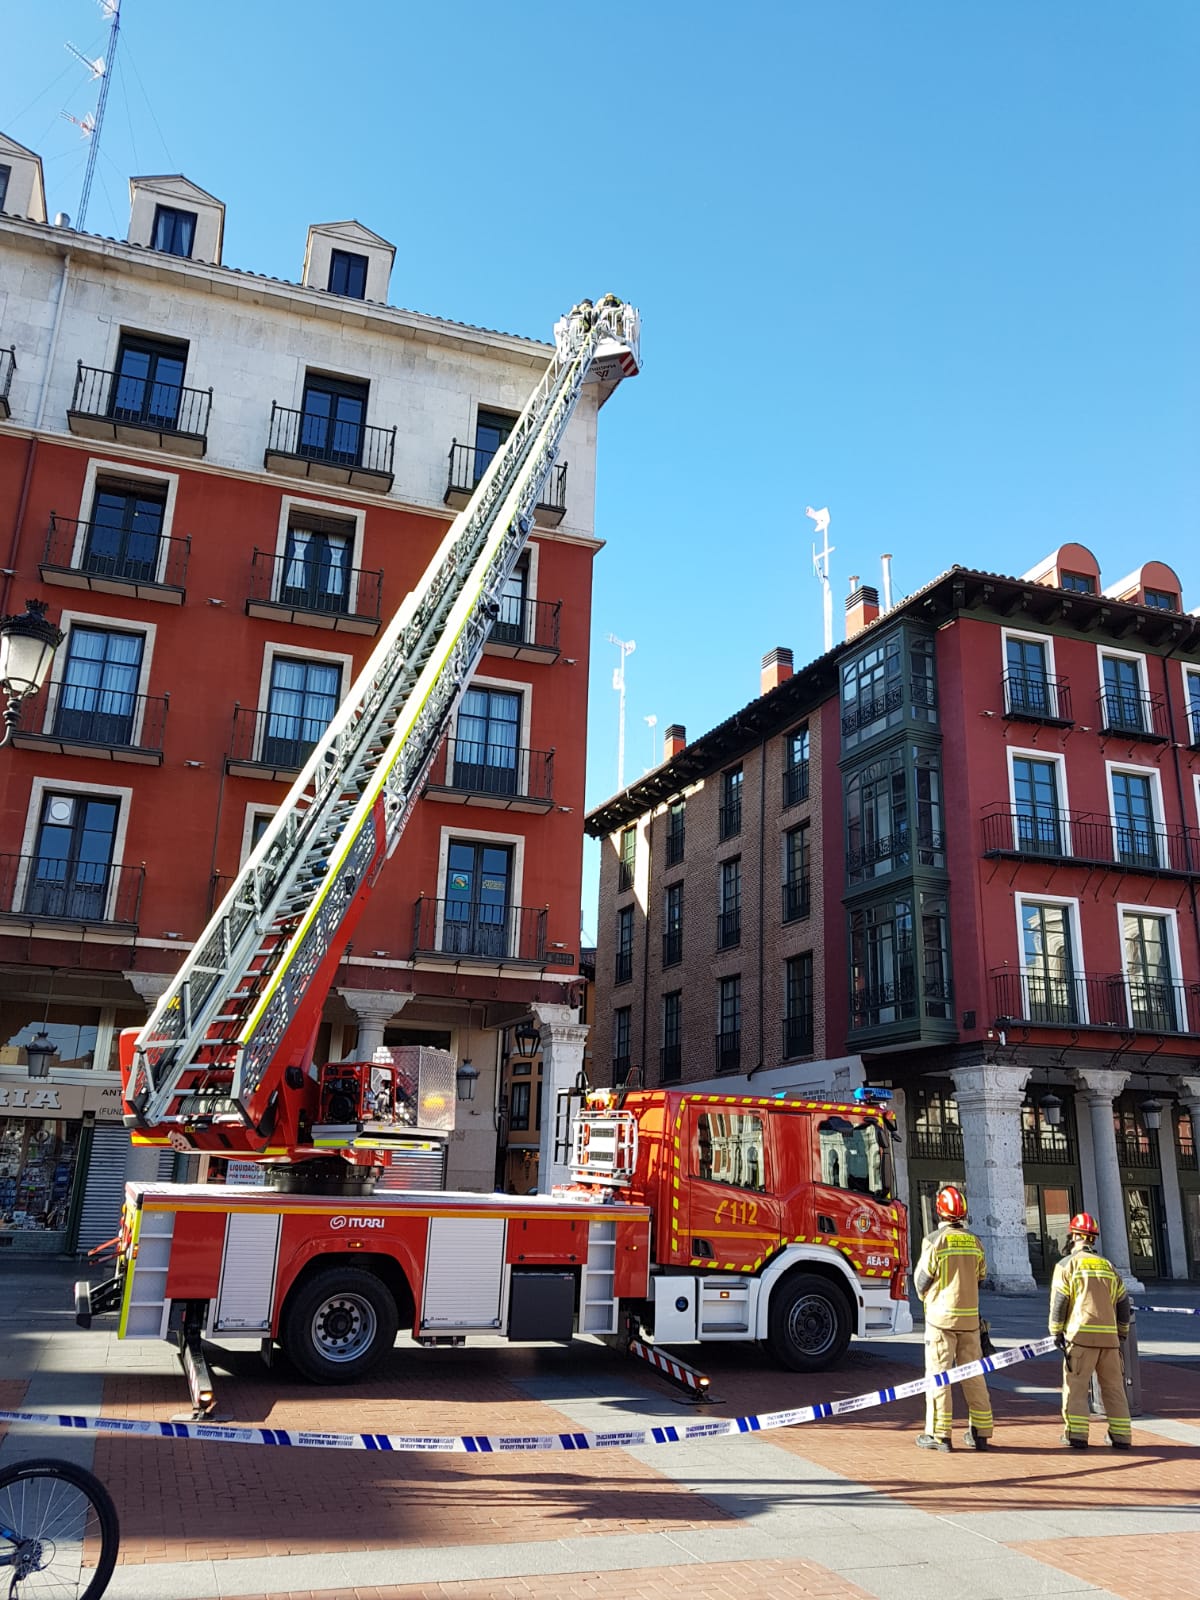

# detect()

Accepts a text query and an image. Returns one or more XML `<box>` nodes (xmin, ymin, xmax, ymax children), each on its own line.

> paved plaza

<box><xmin>1</xmin><ymin>1263</ymin><xmax>1197</xmax><ymax>1600</ymax></box>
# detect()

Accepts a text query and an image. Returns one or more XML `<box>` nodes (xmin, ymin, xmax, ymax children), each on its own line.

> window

<box><xmin>816</xmin><ymin>1115</ymin><xmax>887</xmax><ymax>1200</ymax></box>
<box><xmin>443</xmin><ymin>839</ymin><xmax>513</xmax><ymax>959</ymax></box>
<box><xmin>849</xmin><ymin>896</ymin><xmax>916</xmax><ymax>1030</ymax></box>
<box><xmin>716</xmin><ymin>975</ymin><xmax>741</xmax><ymax>1071</ymax></box>
<box><xmin>1144</xmin><ymin>589</ymin><xmax>1177</xmax><ymax>611</ymax></box>
<box><xmin>474</xmin><ymin>409</ymin><xmax>515</xmax><ymax>482</ymax></box>
<box><xmin>719</xmin><ymin>766</ymin><xmax>742</xmax><ymax>840</ymax></box>
<box><xmin>1101</xmin><ymin>655</ymin><xmax>1147</xmax><ymax>734</ymax></box>
<box><xmin>618</xmin><ymin>826</ymin><xmax>636</xmax><ymax>893</ymax></box>
<box><xmin>0</xmin><ymin>166</ymin><xmax>10</xmax><ymax>210</ymax></box>
<box><xmin>718</xmin><ymin>858</ymin><xmax>741</xmax><ymax>949</ymax></box>
<box><xmin>783</xmin><ymin>725</ymin><xmax>809</xmax><ymax>807</ymax></box>
<box><xmin>83</xmin><ymin>481</ymin><xmax>166</xmax><ymax>584</ymax></box>
<box><xmin>280</xmin><ymin>514</ymin><xmax>354</xmax><ymax>615</ymax></box>
<box><xmin>300</xmin><ymin>372</ymin><xmax>368</xmax><ymax>466</ymax></box>
<box><xmin>25</xmin><ymin>792</ymin><xmax>118</xmax><ymax>919</ymax></box>
<box><xmin>1005</xmin><ymin>635</ymin><xmax>1055</xmax><ymax>718</ymax></box>
<box><xmin>1012</xmin><ymin>755</ymin><xmax>1064</xmax><ymax>856</ymax></box>
<box><xmin>55</xmin><ymin>626</ymin><xmax>143</xmax><ymax>746</ymax></box>
<box><xmin>1186</xmin><ymin>670</ymin><xmax>1200</xmax><ymax>747</ymax></box>
<box><xmin>661</xmin><ymin>991</ymin><xmax>682</xmax><ymax>1082</ymax></box>
<box><xmin>615</xmin><ymin>905</ymin><xmax>634</xmax><ymax>984</ymax></box>
<box><xmin>1061</xmin><ymin>571</ymin><xmax>1096</xmax><ymax>594</ymax></box>
<box><xmin>111</xmin><ymin>334</ymin><xmax>187</xmax><ymax>430</ymax></box>
<box><xmin>152</xmin><ymin>205</ymin><xmax>196</xmax><ymax>258</ymax></box>
<box><xmin>327</xmin><ymin>249</ymin><xmax>368</xmax><ymax>299</ymax></box>
<box><xmin>613</xmin><ymin>1006</ymin><xmax>631</xmax><ymax>1075</ymax></box>
<box><xmin>909</xmin><ymin>635</ymin><xmax>937</xmax><ymax>719</ymax></box>
<box><xmin>694</xmin><ymin>1108</ymin><xmax>764</xmax><ymax>1191</ymax></box>
<box><xmin>919</xmin><ymin>891</ymin><xmax>952</xmax><ymax>1019</ymax></box>
<box><xmin>783</xmin><ymin>952</ymin><xmax>813</xmax><ymax>1057</ymax></box>
<box><xmin>249</xmin><ymin>811</ymin><xmax>274</xmax><ymax>852</ymax></box>
<box><xmin>1123</xmin><ymin>911</ymin><xmax>1178</xmax><ymax>1031</ymax></box>
<box><xmin>841</xmin><ymin>634</ymin><xmax>902</xmax><ymax>745</ymax></box>
<box><xmin>915</xmin><ymin>751</ymin><xmax>946</xmax><ymax>867</ymax></box>
<box><xmin>263</xmin><ymin>656</ymin><xmax>341</xmax><ymax>768</ymax></box>
<box><xmin>911</xmin><ymin>1086</ymin><xmax>962</xmax><ymax>1160</ymax></box>
<box><xmin>1111</xmin><ymin>769</ymin><xmax>1159</xmax><ymax>868</ymax></box>
<box><xmin>1021</xmin><ymin>901</ymin><xmax>1079</xmax><ymax>1024</ymax></box>
<box><xmin>846</xmin><ymin>752</ymin><xmax>907</xmax><ymax>883</ymax></box>
<box><xmin>663</xmin><ymin>883</ymin><xmax>683</xmax><ymax>967</ymax></box>
<box><xmin>454</xmin><ymin>687</ymin><xmax>521</xmax><ymax>796</ymax></box>
<box><xmin>507</xmin><ymin>1079</ymin><xmax>531</xmax><ymax>1131</ymax></box>
<box><xmin>666</xmin><ymin>799</ymin><xmax>685</xmax><ymax>865</ymax></box>
<box><xmin>783</xmin><ymin>822</ymin><xmax>810</xmax><ymax>922</ymax></box>
<box><xmin>494</xmin><ymin>558</ymin><xmax>528</xmax><ymax>645</ymax></box>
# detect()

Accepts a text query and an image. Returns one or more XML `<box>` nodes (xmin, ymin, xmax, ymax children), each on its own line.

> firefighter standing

<box><xmin>913</xmin><ymin>1184</ymin><xmax>994</xmax><ymax>1451</ymax></box>
<box><xmin>1049</xmin><ymin>1212</ymin><xmax>1132</xmax><ymax>1449</ymax></box>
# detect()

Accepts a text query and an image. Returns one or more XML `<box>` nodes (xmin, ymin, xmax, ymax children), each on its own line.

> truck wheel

<box><xmin>282</xmin><ymin>1268</ymin><xmax>398</xmax><ymax>1384</ymax></box>
<box><xmin>766</xmin><ymin>1273</ymin><xmax>851</xmax><ymax>1372</ymax></box>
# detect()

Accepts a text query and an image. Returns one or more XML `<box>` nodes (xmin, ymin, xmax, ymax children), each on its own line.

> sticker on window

<box><xmin>449</xmin><ymin>873</ymin><xmax>470</xmax><ymax>892</ymax></box>
<box><xmin>481</xmin><ymin>878</ymin><xmax>505</xmax><ymax>892</ymax></box>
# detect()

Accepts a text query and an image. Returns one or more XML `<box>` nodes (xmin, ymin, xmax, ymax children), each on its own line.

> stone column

<box><xmin>1156</xmin><ymin>1099</ymin><xmax>1189</xmax><ymax>1281</ymax></box>
<box><xmin>1074</xmin><ymin>1068</ymin><xmax>1143</xmax><ymax>1291</ymax></box>
<box><xmin>533</xmin><ymin>1001</ymin><xmax>590</xmax><ymax>1193</ymax></box>
<box><xmin>1172</xmin><ymin>1077</ymin><xmax>1200</xmax><ymax>1276</ymax></box>
<box><xmin>338</xmin><ymin>989</ymin><xmax>412</xmax><ymax>1061</ymax></box>
<box><xmin>950</xmin><ymin>1061</ymin><xmax>1037</xmax><ymax>1295</ymax></box>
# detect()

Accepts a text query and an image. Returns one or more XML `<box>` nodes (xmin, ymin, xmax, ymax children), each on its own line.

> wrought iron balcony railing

<box><xmin>783</xmin><ymin>760</ymin><xmax>810</xmax><ymax>808</ymax></box>
<box><xmin>1115</xmin><ymin>1134</ymin><xmax>1159</xmax><ymax>1170</ymax></box>
<box><xmin>226</xmin><ymin>704</ymin><xmax>332</xmax><ymax>777</ymax></box>
<box><xmin>41</xmin><ymin>512</ymin><xmax>190</xmax><ymax>600</ymax></box>
<box><xmin>717</xmin><ymin>908</ymin><xmax>741</xmax><ymax>950</ymax></box>
<box><xmin>662</xmin><ymin>928</ymin><xmax>682</xmax><ymax>967</ymax></box>
<box><xmin>265</xmin><ymin>402</ymin><xmax>395</xmax><ymax>489</ymax></box>
<box><xmin>665</xmin><ymin>828</ymin><xmax>685</xmax><ymax>866</ymax></box>
<box><xmin>0</xmin><ymin>345</ymin><xmax>15</xmax><ymax>417</ymax></box>
<box><xmin>615</xmin><ymin>949</ymin><xmax>633</xmax><ymax>984</ymax></box>
<box><xmin>247</xmin><ymin>548</ymin><xmax>383</xmax><ymax>631</ymax></box>
<box><xmin>445</xmin><ymin>442</ymin><xmax>567</xmax><ymax>523</ymax></box>
<box><xmin>485</xmin><ymin>596</ymin><xmax>561</xmax><ymax>657</ymax></box>
<box><xmin>1003</xmin><ymin>670</ymin><xmax>1073</xmax><ymax>723</ymax></box>
<box><xmin>719</xmin><ymin>799</ymin><xmax>742</xmax><ymax>840</ymax></box>
<box><xmin>68</xmin><ymin>362</ymin><xmax>211</xmax><ymax>453</ymax></box>
<box><xmin>412</xmin><ymin>896</ymin><xmax>547</xmax><ymax>964</ymax></box>
<box><xmin>424</xmin><ymin>737</ymin><xmax>554</xmax><ymax>810</ymax></box>
<box><xmin>992</xmin><ymin>967</ymin><xmax>1200</xmax><ymax>1035</ymax></box>
<box><xmin>849</xmin><ymin>975</ymin><xmax>919</xmax><ymax>1032</ymax></box>
<box><xmin>714</xmin><ymin>1029</ymin><xmax>741</xmax><ymax>1073</ymax></box>
<box><xmin>659</xmin><ymin>1043</ymin><xmax>682</xmax><ymax>1082</ymax></box>
<box><xmin>1098</xmin><ymin>686</ymin><xmax>1169</xmax><ymax>742</ymax></box>
<box><xmin>782</xmin><ymin>875</ymin><xmax>810</xmax><ymax>923</ymax></box>
<box><xmin>982</xmin><ymin>805</ymin><xmax>1198</xmax><ymax>875</ymax></box>
<box><xmin>0</xmin><ymin>852</ymin><xmax>143</xmax><ymax>928</ymax></box>
<box><xmin>782</xmin><ymin>1014</ymin><xmax>814</xmax><ymax>1058</ymax></box>
<box><xmin>12</xmin><ymin>681</ymin><xmax>168</xmax><ymax>763</ymax></box>
<box><xmin>1021</xmin><ymin>1128</ymin><xmax>1075</xmax><ymax>1165</ymax></box>
<box><xmin>910</xmin><ymin>1126</ymin><xmax>964</xmax><ymax>1162</ymax></box>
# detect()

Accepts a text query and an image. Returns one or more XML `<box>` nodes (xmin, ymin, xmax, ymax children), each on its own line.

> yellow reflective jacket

<box><xmin>914</xmin><ymin>1223</ymin><xmax>986</xmax><ymax>1330</ymax></box>
<box><xmin>1048</xmin><ymin>1248</ymin><xmax>1130</xmax><ymax>1349</ymax></box>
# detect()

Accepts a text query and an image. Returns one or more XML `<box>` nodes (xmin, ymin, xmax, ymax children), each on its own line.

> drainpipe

<box><xmin>749</xmin><ymin>729</ymin><xmax>768</xmax><ymax>1077</ymax></box>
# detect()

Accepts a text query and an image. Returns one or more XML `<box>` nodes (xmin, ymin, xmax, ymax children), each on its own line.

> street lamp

<box><xmin>513</xmin><ymin>1019</ymin><xmax>541</xmax><ymax>1059</ymax></box>
<box><xmin>1139</xmin><ymin>1098</ymin><xmax>1163</xmax><ymax>1133</ymax></box>
<box><xmin>0</xmin><ymin>599</ymin><xmax>63</xmax><ymax>747</ymax></box>
<box><xmin>1039</xmin><ymin>1091</ymin><xmax>1064</xmax><ymax>1129</ymax></box>
<box><xmin>455</xmin><ymin>1058</ymin><xmax>479</xmax><ymax>1102</ymax></box>
<box><xmin>25</xmin><ymin>1029</ymin><xmax>59</xmax><ymax>1080</ymax></box>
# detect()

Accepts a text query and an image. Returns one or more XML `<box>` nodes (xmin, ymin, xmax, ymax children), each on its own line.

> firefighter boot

<box><xmin>962</xmin><ymin>1428</ymin><xmax>990</xmax><ymax>1451</ymax></box>
<box><xmin>916</xmin><ymin>1433</ymin><xmax>952</xmax><ymax>1452</ymax></box>
<box><xmin>1060</xmin><ymin>1432</ymin><xmax>1088</xmax><ymax>1449</ymax></box>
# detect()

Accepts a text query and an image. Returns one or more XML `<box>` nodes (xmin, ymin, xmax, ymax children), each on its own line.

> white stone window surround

<box><xmin>71</xmin><ymin>457</ymin><xmax>182</xmax><ymax>585</ymax></box>
<box><xmin>432</xmin><ymin>822</ymin><xmax>527</xmax><ymax>959</ymax></box>
<box><xmin>239</xmin><ymin>803</ymin><xmax>278</xmax><ymax>865</ymax></box>
<box><xmin>1193</xmin><ymin>773</ymin><xmax>1200</xmax><ymax>832</ymax></box>
<box><xmin>1000</xmin><ymin>625</ymin><xmax>1059</xmax><ymax>704</ymax></box>
<box><xmin>253</xmin><ymin>640</ymin><xmax>354</xmax><ymax>763</ymax></box>
<box><xmin>1182</xmin><ymin>665</ymin><xmax>1200</xmax><ymax>745</ymax></box>
<box><xmin>272</xmin><ymin>494</ymin><xmax>367</xmax><ymax>613</ymax></box>
<box><xmin>13</xmin><ymin>775</ymin><xmax>134</xmax><ymax>921</ymax></box>
<box><xmin>39</xmin><ymin>607</ymin><xmax>158</xmax><ymax>746</ymax></box>
<box><xmin>1011</xmin><ymin>891</ymin><xmax>1090</xmax><ymax>1025</ymax></box>
<box><xmin>1115</xmin><ymin>898</ymin><xmax>1185</xmax><ymax>1031</ymax></box>
<box><xmin>454</xmin><ymin>672</ymin><xmax>533</xmax><ymax>754</ymax></box>
<box><xmin>1104</xmin><ymin>758</ymin><xmax>1167</xmax><ymax>843</ymax></box>
<box><xmin>1096</xmin><ymin>642</ymin><xmax>1150</xmax><ymax>702</ymax></box>
<box><xmin>1005</xmin><ymin>743</ymin><xmax>1073</xmax><ymax>851</ymax></box>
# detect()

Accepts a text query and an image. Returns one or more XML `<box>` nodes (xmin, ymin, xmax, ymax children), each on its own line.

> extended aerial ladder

<box><xmin>123</xmin><ymin>297</ymin><xmax>640</xmax><ymax>1163</ymax></box>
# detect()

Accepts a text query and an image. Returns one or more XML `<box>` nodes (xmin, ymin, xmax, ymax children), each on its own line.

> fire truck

<box><xmin>75</xmin><ymin>297</ymin><xmax>912</xmax><ymax>1415</ymax></box>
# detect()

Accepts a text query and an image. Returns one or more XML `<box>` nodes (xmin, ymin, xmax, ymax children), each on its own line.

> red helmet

<box><xmin>1069</xmin><ymin>1212</ymin><xmax>1100</xmax><ymax>1239</ymax></box>
<box><xmin>935</xmin><ymin>1184</ymin><xmax>968</xmax><ymax>1221</ymax></box>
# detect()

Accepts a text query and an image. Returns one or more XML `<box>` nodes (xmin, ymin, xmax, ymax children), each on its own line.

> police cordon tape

<box><xmin>1132</xmin><ymin>1303</ymin><xmax>1200</xmax><ymax>1316</ymax></box>
<box><xmin>0</xmin><ymin>1336</ymin><xmax>1059</xmax><ymax>1455</ymax></box>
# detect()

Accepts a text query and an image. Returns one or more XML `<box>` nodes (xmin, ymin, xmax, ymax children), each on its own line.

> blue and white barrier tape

<box><xmin>1132</xmin><ymin>1303</ymin><xmax>1199</xmax><ymax>1316</ymax></box>
<box><xmin>0</xmin><ymin>1336</ymin><xmax>1057</xmax><ymax>1455</ymax></box>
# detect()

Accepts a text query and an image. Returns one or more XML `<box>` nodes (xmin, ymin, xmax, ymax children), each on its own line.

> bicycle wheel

<box><xmin>0</xmin><ymin>1457</ymin><xmax>119</xmax><ymax>1600</ymax></box>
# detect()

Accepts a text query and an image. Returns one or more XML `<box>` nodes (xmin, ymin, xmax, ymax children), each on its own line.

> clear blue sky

<box><xmin>6</xmin><ymin>2</ymin><xmax>1198</xmax><ymax>941</ymax></box>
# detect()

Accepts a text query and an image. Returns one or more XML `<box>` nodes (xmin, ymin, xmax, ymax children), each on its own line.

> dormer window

<box><xmin>152</xmin><ymin>205</ymin><xmax>196</xmax><ymax>258</ymax></box>
<box><xmin>328</xmin><ymin>250</ymin><xmax>368</xmax><ymax>300</ymax></box>
<box><xmin>1060</xmin><ymin>571</ymin><xmax>1095</xmax><ymax>594</ymax></box>
<box><xmin>1144</xmin><ymin>589</ymin><xmax>1178</xmax><ymax>612</ymax></box>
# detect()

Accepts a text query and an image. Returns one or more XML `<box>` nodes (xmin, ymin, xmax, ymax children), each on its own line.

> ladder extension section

<box><xmin>127</xmin><ymin>300</ymin><xmax>640</xmax><ymax>1134</ymax></box>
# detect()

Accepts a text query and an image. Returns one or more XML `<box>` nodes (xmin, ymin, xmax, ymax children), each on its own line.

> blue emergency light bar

<box><xmin>853</xmin><ymin>1086</ymin><xmax>893</xmax><ymax>1105</ymax></box>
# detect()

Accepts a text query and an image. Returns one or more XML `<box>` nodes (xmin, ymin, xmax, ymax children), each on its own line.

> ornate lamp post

<box><xmin>0</xmin><ymin>599</ymin><xmax>63</xmax><ymax>747</ymax></box>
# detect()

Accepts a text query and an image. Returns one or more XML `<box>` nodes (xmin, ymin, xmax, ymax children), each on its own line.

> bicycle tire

<box><xmin>0</xmin><ymin>1456</ymin><xmax>119</xmax><ymax>1600</ymax></box>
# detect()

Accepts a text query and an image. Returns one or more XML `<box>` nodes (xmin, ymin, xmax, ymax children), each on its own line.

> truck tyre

<box><xmin>281</xmin><ymin>1267</ymin><xmax>398</xmax><ymax>1384</ymax></box>
<box><xmin>766</xmin><ymin>1273</ymin><xmax>851</xmax><ymax>1372</ymax></box>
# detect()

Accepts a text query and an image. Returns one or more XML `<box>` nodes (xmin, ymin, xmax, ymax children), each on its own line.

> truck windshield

<box><xmin>816</xmin><ymin>1116</ymin><xmax>891</xmax><ymax>1202</ymax></box>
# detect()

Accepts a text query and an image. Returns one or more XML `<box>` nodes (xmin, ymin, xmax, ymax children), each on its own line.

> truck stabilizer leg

<box><xmin>627</xmin><ymin>1338</ymin><xmax>716</xmax><ymax>1404</ymax></box>
<box><xmin>173</xmin><ymin>1305</ymin><xmax>217</xmax><ymax>1421</ymax></box>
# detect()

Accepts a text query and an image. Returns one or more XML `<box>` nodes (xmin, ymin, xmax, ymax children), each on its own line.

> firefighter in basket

<box><xmin>913</xmin><ymin>1184</ymin><xmax>994</xmax><ymax>1452</ymax></box>
<box><xmin>1049</xmin><ymin>1212</ymin><xmax>1132</xmax><ymax>1450</ymax></box>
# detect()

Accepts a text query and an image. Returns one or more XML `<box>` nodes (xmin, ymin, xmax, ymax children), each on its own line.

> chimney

<box><xmin>845</xmin><ymin>583</ymin><xmax>880</xmax><ymax>640</ymax></box>
<box><xmin>760</xmin><ymin>646</ymin><xmax>794</xmax><ymax>695</ymax></box>
<box><xmin>663</xmin><ymin>723</ymin><xmax>687</xmax><ymax>759</ymax></box>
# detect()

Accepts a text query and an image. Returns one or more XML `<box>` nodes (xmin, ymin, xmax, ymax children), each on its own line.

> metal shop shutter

<box><xmin>75</xmin><ymin>1127</ymin><xmax>133</xmax><ymax>1252</ymax></box>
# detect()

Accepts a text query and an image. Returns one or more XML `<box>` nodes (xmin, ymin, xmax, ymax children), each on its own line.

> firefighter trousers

<box><xmin>924</xmin><ymin>1324</ymin><xmax>993</xmax><ymax>1440</ymax></box>
<box><xmin>1062</xmin><ymin>1345</ymin><xmax>1131</xmax><ymax>1443</ymax></box>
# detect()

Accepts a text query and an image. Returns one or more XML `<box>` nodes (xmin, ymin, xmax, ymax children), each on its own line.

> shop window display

<box><xmin>0</xmin><ymin>1117</ymin><xmax>80</xmax><ymax>1236</ymax></box>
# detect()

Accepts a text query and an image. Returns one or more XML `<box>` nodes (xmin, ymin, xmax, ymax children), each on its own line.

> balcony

<box><xmin>246</xmin><ymin>549</ymin><xmax>383</xmax><ymax>635</ymax></box>
<box><xmin>67</xmin><ymin>362</ymin><xmax>210</xmax><ymax>456</ymax></box>
<box><xmin>659</xmin><ymin>1043</ymin><xmax>682</xmax><ymax>1083</ymax></box>
<box><xmin>615</xmin><ymin>949</ymin><xmax>633</xmax><ymax>985</ymax></box>
<box><xmin>444</xmin><ymin>442</ymin><xmax>567</xmax><ymax>527</ymax></box>
<box><xmin>1098</xmin><ymin>687</ymin><xmax>1169</xmax><ymax>743</ymax></box>
<box><xmin>982</xmin><ymin>805</ymin><xmax>1198</xmax><ymax>876</ymax></box>
<box><xmin>10</xmin><ymin>682</ymin><xmax>168</xmax><ymax>765</ymax></box>
<box><xmin>662</xmin><ymin>928</ymin><xmax>682</xmax><ymax>967</ymax></box>
<box><xmin>484</xmin><ymin>597</ymin><xmax>561</xmax><ymax>663</ymax></box>
<box><xmin>910</xmin><ymin>1125</ymin><xmax>964</xmax><ymax>1162</ymax></box>
<box><xmin>225</xmin><ymin>705</ymin><xmax>329</xmax><ymax>781</ymax></box>
<box><xmin>783</xmin><ymin>760</ymin><xmax>810</xmax><ymax>808</ymax></box>
<box><xmin>0</xmin><ymin>345</ymin><xmax>15</xmax><ymax>418</ymax></box>
<box><xmin>715</xmin><ymin>1029</ymin><xmax>741</xmax><ymax>1073</ymax></box>
<box><xmin>782</xmin><ymin>1014</ymin><xmax>813</xmax><ymax>1059</ymax></box>
<box><xmin>40</xmin><ymin>513</ymin><xmax>189</xmax><ymax>605</ymax></box>
<box><xmin>1003</xmin><ymin>670</ymin><xmax>1073</xmax><ymax>725</ymax></box>
<box><xmin>1022</xmin><ymin>1127</ymin><xmax>1076</xmax><ymax>1166</ymax></box>
<box><xmin>719</xmin><ymin>800</ymin><xmax>741</xmax><ymax>840</ymax></box>
<box><xmin>1115</xmin><ymin>1134</ymin><xmax>1159</xmax><ymax>1170</ymax></box>
<box><xmin>992</xmin><ymin>967</ymin><xmax>1200</xmax><ymax>1035</ymax></box>
<box><xmin>424</xmin><ymin>738</ymin><xmax>554</xmax><ymax>813</ymax></box>
<box><xmin>264</xmin><ymin>402</ymin><xmax>395</xmax><ymax>492</ymax></box>
<box><xmin>0</xmin><ymin>853</ymin><xmax>143</xmax><ymax>931</ymax></box>
<box><xmin>782</xmin><ymin>875</ymin><xmax>810</xmax><ymax>923</ymax></box>
<box><xmin>849</xmin><ymin>975</ymin><xmax>919</xmax><ymax>1034</ymax></box>
<box><xmin>411</xmin><ymin>896</ymin><xmax>548</xmax><ymax>966</ymax></box>
<box><xmin>717</xmin><ymin>908</ymin><xmax>741</xmax><ymax>950</ymax></box>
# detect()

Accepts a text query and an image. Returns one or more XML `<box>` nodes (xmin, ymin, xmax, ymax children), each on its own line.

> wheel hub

<box><xmin>787</xmin><ymin>1294</ymin><xmax>835</xmax><ymax>1355</ymax></box>
<box><xmin>312</xmin><ymin>1292</ymin><xmax>377</xmax><ymax>1361</ymax></box>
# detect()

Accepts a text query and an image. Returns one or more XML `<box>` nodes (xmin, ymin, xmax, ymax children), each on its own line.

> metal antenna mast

<box><xmin>67</xmin><ymin>0</ymin><xmax>122</xmax><ymax>230</ymax></box>
<box><xmin>608</xmin><ymin>633</ymin><xmax>636</xmax><ymax>790</ymax></box>
<box><xmin>806</xmin><ymin>506</ymin><xmax>834</xmax><ymax>653</ymax></box>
